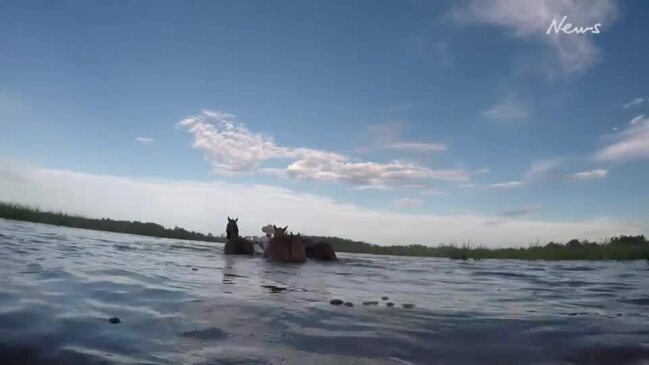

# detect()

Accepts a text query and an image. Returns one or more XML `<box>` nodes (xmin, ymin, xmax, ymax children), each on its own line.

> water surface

<box><xmin>1</xmin><ymin>219</ymin><xmax>648</xmax><ymax>364</ymax></box>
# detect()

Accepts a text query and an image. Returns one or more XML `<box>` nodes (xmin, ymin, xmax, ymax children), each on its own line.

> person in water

<box><xmin>256</xmin><ymin>224</ymin><xmax>274</xmax><ymax>256</ymax></box>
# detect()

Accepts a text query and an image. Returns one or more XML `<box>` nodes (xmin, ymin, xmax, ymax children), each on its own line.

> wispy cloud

<box><xmin>594</xmin><ymin>115</ymin><xmax>649</xmax><ymax>162</ymax></box>
<box><xmin>489</xmin><ymin>181</ymin><xmax>524</xmax><ymax>189</ymax></box>
<box><xmin>630</xmin><ymin>114</ymin><xmax>645</xmax><ymax>125</ymax></box>
<box><xmin>500</xmin><ymin>204</ymin><xmax>541</xmax><ymax>217</ymax></box>
<box><xmin>393</xmin><ymin>198</ymin><xmax>424</xmax><ymax>209</ymax></box>
<box><xmin>452</xmin><ymin>0</ymin><xmax>618</xmax><ymax>74</ymax></box>
<box><xmin>523</xmin><ymin>158</ymin><xmax>562</xmax><ymax>180</ymax></box>
<box><xmin>367</xmin><ymin>121</ymin><xmax>407</xmax><ymax>145</ymax></box>
<box><xmin>361</xmin><ymin>122</ymin><xmax>448</xmax><ymax>154</ymax></box>
<box><xmin>178</xmin><ymin>110</ymin><xmax>472</xmax><ymax>188</ymax></box>
<box><xmin>1</xmin><ymin>160</ymin><xmax>640</xmax><ymax>247</ymax></box>
<box><xmin>135</xmin><ymin>137</ymin><xmax>154</xmax><ymax>145</ymax></box>
<box><xmin>458</xmin><ymin>183</ymin><xmax>477</xmax><ymax>188</ymax></box>
<box><xmin>347</xmin><ymin>185</ymin><xmax>393</xmax><ymax>191</ymax></box>
<box><xmin>420</xmin><ymin>189</ymin><xmax>448</xmax><ymax>196</ymax></box>
<box><xmin>566</xmin><ymin>169</ymin><xmax>608</xmax><ymax>180</ymax></box>
<box><xmin>623</xmin><ymin>97</ymin><xmax>646</xmax><ymax>110</ymax></box>
<box><xmin>471</xmin><ymin>168</ymin><xmax>491</xmax><ymax>176</ymax></box>
<box><xmin>383</xmin><ymin>142</ymin><xmax>447</xmax><ymax>153</ymax></box>
<box><xmin>482</xmin><ymin>98</ymin><xmax>530</xmax><ymax>121</ymax></box>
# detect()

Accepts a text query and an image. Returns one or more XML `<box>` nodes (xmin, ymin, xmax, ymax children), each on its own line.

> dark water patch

<box><xmin>112</xmin><ymin>243</ymin><xmax>133</xmax><ymax>251</ymax></box>
<box><xmin>223</xmin><ymin>273</ymin><xmax>247</xmax><ymax>278</ymax></box>
<box><xmin>619</xmin><ymin>297</ymin><xmax>649</xmax><ymax>306</ymax></box>
<box><xmin>261</xmin><ymin>285</ymin><xmax>288</xmax><ymax>293</ymax></box>
<box><xmin>557</xmin><ymin>280</ymin><xmax>592</xmax><ymax>287</ymax></box>
<box><xmin>181</xmin><ymin>327</ymin><xmax>227</xmax><ymax>340</ymax></box>
<box><xmin>21</xmin><ymin>263</ymin><xmax>42</xmax><ymax>273</ymax></box>
<box><xmin>556</xmin><ymin>266</ymin><xmax>596</xmax><ymax>271</ymax></box>
<box><xmin>563</xmin><ymin>345</ymin><xmax>649</xmax><ymax>365</ymax></box>
<box><xmin>0</xmin><ymin>342</ymin><xmax>114</xmax><ymax>365</ymax></box>
<box><xmin>471</xmin><ymin>271</ymin><xmax>534</xmax><ymax>279</ymax></box>
<box><xmin>586</xmin><ymin>286</ymin><xmax>615</xmax><ymax>293</ymax></box>
<box><xmin>169</xmin><ymin>244</ymin><xmax>211</xmax><ymax>252</ymax></box>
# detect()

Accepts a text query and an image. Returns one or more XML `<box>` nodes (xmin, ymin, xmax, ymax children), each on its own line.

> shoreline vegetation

<box><xmin>1</xmin><ymin>201</ymin><xmax>648</xmax><ymax>261</ymax></box>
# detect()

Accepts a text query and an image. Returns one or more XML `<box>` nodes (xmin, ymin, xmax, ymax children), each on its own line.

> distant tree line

<box><xmin>1</xmin><ymin>201</ymin><xmax>648</xmax><ymax>260</ymax></box>
<box><xmin>305</xmin><ymin>234</ymin><xmax>649</xmax><ymax>260</ymax></box>
<box><xmin>0</xmin><ymin>202</ymin><xmax>225</xmax><ymax>243</ymax></box>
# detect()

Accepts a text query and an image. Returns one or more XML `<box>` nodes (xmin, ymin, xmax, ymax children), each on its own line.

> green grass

<box><xmin>1</xmin><ymin>201</ymin><xmax>648</xmax><ymax>260</ymax></box>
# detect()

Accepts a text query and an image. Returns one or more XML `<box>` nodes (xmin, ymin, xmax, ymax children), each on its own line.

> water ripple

<box><xmin>1</xmin><ymin>218</ymin><xmax>648</xmax><ymax>364</ymax></box>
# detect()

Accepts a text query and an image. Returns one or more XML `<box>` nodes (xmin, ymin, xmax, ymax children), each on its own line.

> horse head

<box><xmin>226</xmin><ymin>217</ymin><xmax>239</xmax><ymax>240</ymax></box>
<box><xmin>273</xmin><ymin>224</ymin><xmax>288</xmax><ymax>237</ymax></box>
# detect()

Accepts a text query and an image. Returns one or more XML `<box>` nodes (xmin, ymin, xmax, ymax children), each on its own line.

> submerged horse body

<box><xmin>302</xmin><ymin>238</ymin><xmax>337</xmax><ymax>261</ymax></box>
<box><xmin>223</xmin><ymin>219</ymin><xmax>325</xmax><ymax>263</ymax></box>
<box><xmin>265</xmin><ymin>225</ymin><xmax>306</xmax><ymax>263</ymax></box>
<box><xmin>224</xmin><ymin>217</ymin><xmax>255</xmax><ymax>255</ymax></box>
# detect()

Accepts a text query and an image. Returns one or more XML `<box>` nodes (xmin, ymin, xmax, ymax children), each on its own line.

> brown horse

<box><xmin>265</xmin><ymin>225</ymin><xmax>306</xmax><ymax>263</ymax></box>
<box><xmin>301</xmin><ymin>237</ymin><xmax>337</xmax><ymax>261</ymax></box>
<box><xmin>223</xmin><ymin>217</ymin><xmax>255</xmax><ymax>255</ymax></box>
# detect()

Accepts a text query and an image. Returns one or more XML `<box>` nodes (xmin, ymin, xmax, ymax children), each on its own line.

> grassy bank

<box><xmin>1</xmin><ymin>201</ymin><xmax>648</xmax><ymax>260</ymax></box>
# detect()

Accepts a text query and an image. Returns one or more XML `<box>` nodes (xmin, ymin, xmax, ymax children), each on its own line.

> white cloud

<box><xmin>383</xmin><ymin>142</ymin><xmax>447</xmax><ymax>153</ymax></box>
<box><xmin>1</xmin><ymin>160</ymin><xmax>640</xmax><ymax>246</ymax></box>
<box><xmin>178</xmin><ymin>110</ymin><xmax>472</xmax><ymax>187</ymax></box>
<box><xmin>135</xmin><ymin>137</ymin><xmax>154</xmax><ymax>145</ymax></box>
<box><xmin>630</xmin><ymin>114</ymin><xmax>645</xmax><ymax>125</ymax></box>
<box><xmin>566</xmin><ymin>169</ymin><xmax>608</xmax><ymax>180</ymax></box>
<box><xmin>482</xmin><ymin>98</ymin><xmax>530</xmax><ymax>121</ymax></box>
<box><xmin>623</xmin><ymin>98</ymin><xmax>646</xmax><ymax>109</ymax></box>
<box><xmin>347</xmin><ymin>185</ymin><xmax>392</xmax><ymax>191</ymax></box>
<box><xmin>348</xmin><ymin>183</ymin><xmax>432</xmax><ymax>192</ymax></box>
<box><xmin>523</xmin><ymin>158</ymin><xmax>562</xmax><ymax>180</ymax></box>
<box><xmin>393</xmin><ymin>198</ymin><xmax>424</xmax><ymax>209</ymax></box>
<box><xmin>594</xmin><ymin>115</ymin><xmax>649</xmax><ymax>162</ymax></box>
<box><xmin>359</xmin><ymin>121</ymin><xmax>449</xmax><ymax>155</ymax></box>
<box><xmin>489</xmin><ymin>181</ymin><xmax>524</xmax><ymax>189</ymax></box>
<box><xmin>453</xmin><ymin>0</ymin><xmax>618</xmax><ymax>73</ymax></box>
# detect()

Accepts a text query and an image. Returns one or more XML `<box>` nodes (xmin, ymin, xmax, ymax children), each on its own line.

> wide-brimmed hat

<box><xmin>261</xmin><ymin>224</ymin><xmax>274</xmax><ymax>234</ymax></box>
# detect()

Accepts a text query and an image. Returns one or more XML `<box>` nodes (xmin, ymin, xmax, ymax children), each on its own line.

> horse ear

<box><xmin>273</xmin><ymin>224</ymin><xmax>277</xmax><ymax>230</ymax></box>
<box><xmin>284</xmin><ymin>225</ymin><xmax>288</xmax><ymax>231</ymax></box>
<box><xmin>227</xmin><ymin>216</ymin><xmax>231</xmax><ymax>221</ymax></box>
<box><xmin>234</xmin><ymin>218</ymin><xmax>238</xmax><ymax>222</ymax></box>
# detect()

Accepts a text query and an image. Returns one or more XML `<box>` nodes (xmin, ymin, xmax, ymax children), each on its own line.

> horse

<box><xmin>265</xmin><ymin>225</ymin><xmax>306</xmax><ymax>263</ymax></box>
<box><xmin>301</xmin><ymin>237</ymin><xmax>337</xmax><ymax>261</ymax></box>
<box><xmin>223</xmin><ymin>217</ymin><xmax>255</xmax><ymax>255</ymax></box>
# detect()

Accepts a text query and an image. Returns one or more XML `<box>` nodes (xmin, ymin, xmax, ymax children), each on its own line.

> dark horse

<box><xmin>224</xmin><ymin>217</ymin><xmax>255</xmax><ymax>255</ymax></box>
<box><xmin>265</xmin><ymin>225</ymin><xmax>306</xmax><ymax>263</ymax></box>
<box><xmin>301</xmin><ymin>237</ymin><xmax>337</xmax><ymax>261</ymax></box>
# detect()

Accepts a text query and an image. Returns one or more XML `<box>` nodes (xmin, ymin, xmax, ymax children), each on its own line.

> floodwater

<box><xmin>1</xmin><ymin>219</ymin><xmax>648</xmax><ymax>365</ymax></box>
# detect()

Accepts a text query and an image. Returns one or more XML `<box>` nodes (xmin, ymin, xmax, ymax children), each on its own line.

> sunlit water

<box><xmin>1</xmin><ymin>219</ymin><xmax>649</xmax><ymax>365</ymax></box>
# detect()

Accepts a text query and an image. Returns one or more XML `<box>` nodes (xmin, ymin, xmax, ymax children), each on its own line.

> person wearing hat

<box><xmin>256</xmin><ymin>224</ymin><xmax>274</xmax><ymax>257</ymax></box>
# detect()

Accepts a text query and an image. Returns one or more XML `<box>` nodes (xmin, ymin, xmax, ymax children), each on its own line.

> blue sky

<box><xmin>1</xmin><ymin>0</ymin><xmax>648</xmax><ymax>245</ymax></box>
